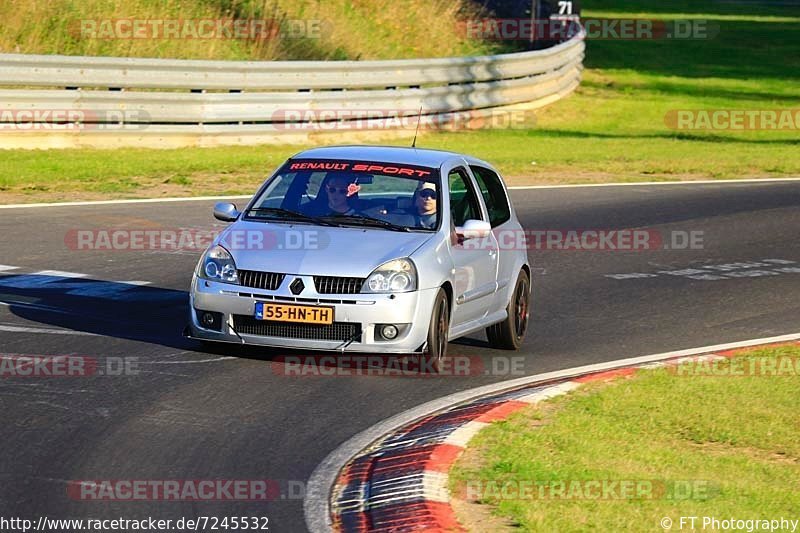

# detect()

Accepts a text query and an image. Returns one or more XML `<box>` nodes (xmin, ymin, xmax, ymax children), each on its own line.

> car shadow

<box><xmin>450</xmin><ymin>336</ymin><xmax>491</xmax><ymax>349</ymax></box>
<box><xmin>0</xmin><ymin>273</ymin><xmax>194</xmax><ymax>349</ymax></box>
<box><xmin>0</xmin><ymin>273</ymin><xmax>489</xmax><ymax>368</ymax></box>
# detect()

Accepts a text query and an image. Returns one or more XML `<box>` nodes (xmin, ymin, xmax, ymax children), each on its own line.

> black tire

<box><xmin>422</xmin><ymin>288</ymin><xmax>450</xmax><ymax>374</ymax></box>
<box><xmin>486</xmin><ymin>270</ymin><xmax>530</xmax><ymax>350</ymax></box>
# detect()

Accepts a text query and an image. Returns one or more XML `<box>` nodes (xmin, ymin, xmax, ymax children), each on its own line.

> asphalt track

<box><xmin>0</xmin><ymin>181</ymin><xmax>798</xmax><ymax>531</ymax></box>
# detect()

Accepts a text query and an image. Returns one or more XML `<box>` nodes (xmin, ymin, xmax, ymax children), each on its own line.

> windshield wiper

<box><xmin>245</xmin><ymin>207</ymin><xmax>340</xmax><ymax>227</ymax></box>
<box><xmin>326</xmin><ymin>214</ymin><xmax>412</xmax><ymax>232</ymax></box>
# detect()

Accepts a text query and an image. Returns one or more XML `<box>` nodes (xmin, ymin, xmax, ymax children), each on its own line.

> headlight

<box><xmin>362</xmin><ymin>258</ymin><xmax>417</xmax><ymax>293</ymax></box>
<box><xmin>198</xmin><ymin>245</ymin><xmax>239</xmax><ymax>284</ymax></box>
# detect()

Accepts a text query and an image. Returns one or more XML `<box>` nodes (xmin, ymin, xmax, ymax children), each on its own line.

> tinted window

<box><xmin>470</xmin><ymin>165</ymin><xmax>511</xmax><ymax>227</ymax></box>
<box><xmin>448</xmin><ymin>167</ymin><xmax>482</xmax><ymax>226</ymax></box>
<box><xmin>248</xmin><ymin>159</ymin><xmax>441</xmax><ymax>231</ymax></box>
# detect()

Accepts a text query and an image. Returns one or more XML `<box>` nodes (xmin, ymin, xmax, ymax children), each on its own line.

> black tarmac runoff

<box><xmin>0</xmin><ymin>180</ymin><xmax>798</xmax><ymax>531</ymax></box>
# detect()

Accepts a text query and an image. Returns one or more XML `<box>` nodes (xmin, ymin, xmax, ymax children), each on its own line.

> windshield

<box><xmin>247</xmin><ymin>159</ymin><xmax>441</xmax><ymax>231</ymax></box>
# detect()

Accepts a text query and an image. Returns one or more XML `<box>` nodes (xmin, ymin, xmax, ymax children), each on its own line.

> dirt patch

<box><xmin>450</xmin><ymin>437</ymin><xmax>523</xmax><ymax>532</ymax></box>
<box><xmin>450</xmin><ymin>495</ymin><xmax>520</xmax><ymax>532</ymax></box>
<box><xmin>449</xmin><ymin>385</ymin><xmax>618</xmax><ymax>531</ymax></box>
<box><xmin>449</xmin><ymin>405</ymin><xmax>552</xmax><ymax>532</ymax></box>
<box><xmin>503</xmin><ymin>171</ymin><xmax>720</xmax><ymax>187</ymax></box>
<box><xmin>687</xmin><ymin>441</ymin><xmax>799</xmax><ymax>466</ymax></box>
<box><xmin>0</xmin><ymin>172</ymin><xmax>262</xmax><ymax>205</ymax></box>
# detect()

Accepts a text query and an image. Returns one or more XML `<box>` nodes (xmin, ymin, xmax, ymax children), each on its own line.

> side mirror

<box><xmin>456</xmin><ymin>219</ymin><xmax>491</xmax><ymax>240</ymax></box>
<box><xmin>213</xmin><ymin>202</ymin><xmax>240</xmax><ymax>222</ymax></box>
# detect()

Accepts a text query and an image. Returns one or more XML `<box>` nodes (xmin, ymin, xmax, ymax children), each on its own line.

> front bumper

<box><xmin>188</xmin><ymin>276</ymin><xmax>437</xmax><ymax>353</ymax></box>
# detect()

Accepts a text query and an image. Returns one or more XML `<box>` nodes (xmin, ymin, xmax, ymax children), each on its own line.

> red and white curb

<box><xmin>303</xmin><ymin>333</ymin><xmax>800</xmax><ymax>533</ymax></box>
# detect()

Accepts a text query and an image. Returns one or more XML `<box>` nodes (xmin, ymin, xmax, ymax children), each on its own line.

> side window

<box><xmin>448</xmin><ymin>167</ymin><xmax>482</xmax><ymax>226</ymax></box>
<box><xmin>470</xmin><ymin>165</ymin><xmax>511</xmax><ymax>227</ymax></box>
<box><xmin>256</xmin><ymin>174</ymin><xmax>291</xmax><ymax>209</ymax></box>
<box><xmin>303</xmin><ymin>173</ymin><xmax>327</xmax><ymax>202</ymax></box>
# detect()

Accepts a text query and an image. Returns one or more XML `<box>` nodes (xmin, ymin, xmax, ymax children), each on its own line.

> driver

<box><xmin>311</xmin><ymin>175</ymin><xmax>360</xmax><ymax>216</ymax></box>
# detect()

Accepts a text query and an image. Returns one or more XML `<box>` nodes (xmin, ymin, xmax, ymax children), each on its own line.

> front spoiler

<box><xmin>183</xmin><ymin>324</ymin><xmax>428</xmax><ymax>355</ymax></box>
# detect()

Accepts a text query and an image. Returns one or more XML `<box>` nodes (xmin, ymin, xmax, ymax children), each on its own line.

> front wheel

<box><xmin>486</xmin><ymin>270</ymin><xmax>530</xmax><ymax>350</ymax></box>
<box><xmin>422</xmin><ymin>288</ymin><xmax>450</xmax><ymax>373</ymax></box>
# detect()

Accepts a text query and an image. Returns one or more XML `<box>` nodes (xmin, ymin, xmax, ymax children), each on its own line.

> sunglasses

<box><xmin>419</xmin><ymin>190</ymin><xmax>437</xmax><ymax>199</ymax></box>
<box><xmin>327</xmin><ymin>186</ymin><xmax>349</xmax><ymax>194</ymax></box>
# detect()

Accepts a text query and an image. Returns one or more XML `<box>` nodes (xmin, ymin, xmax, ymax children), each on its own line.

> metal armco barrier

<box><xmin>0</xmin><ymin>32</ymin><xmax>584</xmax><ymax>148</ymax></box>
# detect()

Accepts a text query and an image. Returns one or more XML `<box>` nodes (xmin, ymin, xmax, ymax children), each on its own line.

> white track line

<box><xmin>142</xmin><ymin>357</ymin><xmax>237</xmax><ymax>364</ymax></box>
<box><xmin>1</xmin><ymin>268</ymin><xmax>152</xmax><ymax>289</ymax></box>
<box><xmin>0</xmin><ymin>324</ymin><xmax>99</xmax><ymax>336</ymax></box>
<box><xmin>507</xmin><ymin>177</ymin><xmax>800</xmax><ymax>190</ymax></box>
<box><xmin>31</xmin><ymin>270</ymin><xmax>88</xmax><ymax>278</ymax></box>
<box><xmin>303</xmin><ymin>331</ymin><xmax>800</xmax><ymax>533</ymax></box>
<box><xmin>2</xmin><ymin>178</ymin><xmax>800</xmax><ymax>209</ymax></box>
<box><xmin>0</xmin><ymin>195</ymin><xmax>251</xmax><ymax>209</ymax></box>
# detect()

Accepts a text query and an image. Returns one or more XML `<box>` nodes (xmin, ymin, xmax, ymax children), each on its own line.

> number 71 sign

<box><xmin>531</xmin><ymin>0</ymin><xmax>581</xmax><ymax>49</ymax></box>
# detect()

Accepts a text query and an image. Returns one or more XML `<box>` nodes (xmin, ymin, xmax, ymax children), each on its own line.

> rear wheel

<box><xmin>422</xmin><ymin>288</ymin><xmax>450</xmax><ymax>373</ymax></box>
<box><xmin>486</xmin><ymin>270</ymin><xmax>530</xmax><ymax>350</ymax></box>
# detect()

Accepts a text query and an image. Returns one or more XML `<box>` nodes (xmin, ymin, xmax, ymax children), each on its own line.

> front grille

<box><xmin>239</xmin><ymin>270</ymin><xmax>285</xmax><ymax>291</ymax></box>
<box><xmin>235</xmin><ymin>293</ymin><xmax>359</xmax><ymax>305</ymax></box>
<box><xmin>314</xmin><ymin>276</ymin><xmax>365</xmax><ymax>294</ymax></box>
<box><xmin>233</xmin><ymin>315</ymin><xmax>361</xmax><ymax>342</ymax></box>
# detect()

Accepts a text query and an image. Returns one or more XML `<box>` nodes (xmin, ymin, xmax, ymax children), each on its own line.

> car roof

<box><xmin>290</xmin><ymin>145</ymin><xmax>493</xmax><ymax>169</ymax></box>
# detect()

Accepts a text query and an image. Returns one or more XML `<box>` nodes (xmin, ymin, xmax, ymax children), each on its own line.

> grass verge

<box><xmin>448</xmin><ymin>344</ymin><xmax>800</xmax><ymax>531</ymax></box>
<box><xmin>0</xmin><ymin>0</ymin><xmax>497</xmax><ymax>60</ymax></box>
<box><xmin>0</xmin><ymin>1</ymin><xmax>798</xmax><ymax>203</ymax></box>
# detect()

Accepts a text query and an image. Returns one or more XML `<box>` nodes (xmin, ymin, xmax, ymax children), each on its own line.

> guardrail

<box><xmin>0</xmin><ymin>32</ymin><xmax>584</xmax><ymax>148</ymax></box>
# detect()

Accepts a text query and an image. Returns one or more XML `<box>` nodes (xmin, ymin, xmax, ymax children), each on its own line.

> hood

<box><xmin>217</xmin><ymin>220</ymin><xmax>433</xmax><ymax>277</ymax></box>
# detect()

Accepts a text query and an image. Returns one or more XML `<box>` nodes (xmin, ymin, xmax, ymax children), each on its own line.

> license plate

<box><xmin>255</xmin><ymin>302</ymin><xmax>334</xmax><ymax>325</ymax></box>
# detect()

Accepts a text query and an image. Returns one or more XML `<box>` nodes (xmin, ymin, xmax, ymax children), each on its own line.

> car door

<box><xmin>469</xmin><ymin>164</ymin><xmax>517</xmax><ymax>311</ymax></box>
<box><xmin>447</xmin><ymin>164</ymin><xmax>500</xmax><ymax>329</ymax></box>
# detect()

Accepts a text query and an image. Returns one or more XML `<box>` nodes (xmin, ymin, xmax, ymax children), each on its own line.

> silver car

<box><xmin>188</xmin><ymin>145</ymin><xmax>530</xmax><ymax>369</ymax></box>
